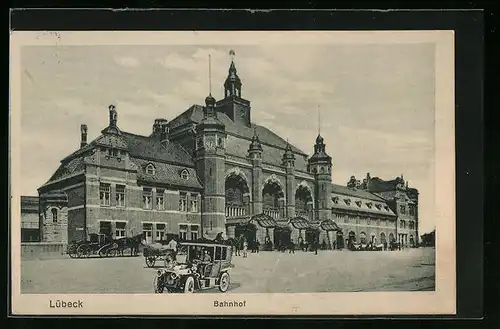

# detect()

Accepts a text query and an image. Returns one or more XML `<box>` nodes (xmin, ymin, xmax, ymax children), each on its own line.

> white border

<box><xmin>10</xmin><ymin>30</ymin><xmax>455</xmax><ymax>316</ymax></box>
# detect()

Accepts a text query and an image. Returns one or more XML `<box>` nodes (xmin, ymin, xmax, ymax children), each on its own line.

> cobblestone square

<box><xmin>21</xmin><ymin>247</ymin><xmax>435</xmax><ymax>294</ymax></box>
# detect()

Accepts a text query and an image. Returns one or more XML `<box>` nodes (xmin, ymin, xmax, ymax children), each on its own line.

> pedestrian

<box><xmin>242</xmin><ymin>239</ymin><xmax>248</xmax><ymax>258</ymax></box>
<box><xmin>314</xmin><ymin>239</ymin><xmax>318</xmax><ymax>255</ymax></box>
<box><xmin>170</xmin><ymin>237</ymin><xmax>178</xmax><ymax>261</ymax></box>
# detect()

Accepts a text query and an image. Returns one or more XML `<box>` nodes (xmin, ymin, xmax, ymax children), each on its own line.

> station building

<box><xmin>33</xmin><ymin>56</ymin><xmax>419</xmax><ymax>248</ymax></box>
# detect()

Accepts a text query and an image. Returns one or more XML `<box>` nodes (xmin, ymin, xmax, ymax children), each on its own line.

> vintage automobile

<box><xmin>153</xmin><ymin>241</ymin><xmax>233</xmax><ymax>293</ymax></box>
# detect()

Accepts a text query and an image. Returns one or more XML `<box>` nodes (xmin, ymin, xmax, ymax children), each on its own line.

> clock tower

<box><xmin>195</xmin><ymin>93</ymin><xmax>227</xmax><ymax>239</ymax></box>
<box><xmin>216</xmin><ymin>51</ymin><xmax>251</xmax><ymax>127</ymax></box>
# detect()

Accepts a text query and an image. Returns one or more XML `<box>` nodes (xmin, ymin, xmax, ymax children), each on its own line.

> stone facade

<box><xmin>35</xmin><ymin>56</ymin><xmax>419</xmax><ymax>249</ymax></box>
<box><xmin>39</xmin><ymin>191</ymin><xmax>69</xmax><ymax>244</ymax></box>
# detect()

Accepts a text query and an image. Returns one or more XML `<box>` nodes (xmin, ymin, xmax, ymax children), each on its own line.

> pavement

<box><xmin>20</xmin><ymin>247</ymin><xmax>435</xmax><ymax>294</ymax></box>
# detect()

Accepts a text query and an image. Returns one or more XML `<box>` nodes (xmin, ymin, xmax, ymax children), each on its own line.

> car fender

<box><xmin>179</xmin><ymin>274</ymin><xmax>200</xmax><ymax>290</ymax></box>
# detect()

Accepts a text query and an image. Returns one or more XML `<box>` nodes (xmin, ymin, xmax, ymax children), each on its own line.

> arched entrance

<box><xmin>348</xmin><ymin>231</ymin><xmax>356</xmax><ymax>249</ymax></box>
<box><xmin>234</xmin><ymin>223</ymin><xmax>257</xmax><ymax>243</ymax></box>
<box><xmin>295</xmin><ymin>184</ymin><xmax>313</xmax><ymax>219</ymax></box>
<box><xmin>336</xmin><ymin>231</ymin><xmax>344</xmax><ymax>249</ymax></box>
<box><xmin>389</xmin><ymin>233</ymin><xmax>395</xmax><ymax>243</ymax></box>
<box><xmin>305</xmin><ymin>228</ymin><xmax>320</xmax><ymax>248</ymax></box>
<box><xmin>380</xmin><ymin>232</ymin><xmax>387</xmax><ymax>245</ymax></box>
<box><xmin>273</xmin><ymin>227</ymin><xmax>292</xmax><ymax>250</ymax></box>
<box><xmin>262</xmin><ymin>179</ymin><xmax>284</xmax><ymax>219</ymax></box>
<box><xmin>225</xmin><ymin>173</ymin><xmax>250</xmax><ymax>217</ymax></box>
<box><xmin>370</xmin><ymin>232</ymin><xmax>377</xmax><ymax>244</ymax></box>
<box><xmin>359</xmin><ymin>232</ymin><xmax>368</xmax><ymax>244</ymax></box>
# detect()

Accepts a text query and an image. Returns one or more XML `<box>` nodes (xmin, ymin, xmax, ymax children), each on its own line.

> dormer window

<box><xmin>107</xmin><ymin>148</ymin><xmax>119</xmax><ymax>157</ymax></box>
<box><xmin>355</xmin><ymin>201</ymin><xmax>362</xmax><ymax>207</ymax></box>
<box><xmin>366</xmin><ymin>202</ymin><xmax>373</xmax><ymax>209</ymax></box>
<box><xmin>344</xmin><ymin>199</ymin><xmax>351</xmax><ymax>206</ymax></box>
<box><xmin>375</xmin><ymin>204</ymin><xmax>382</xmax><ymax>210</ymax></box>
<box><xmin>384</xmin><ymin>205</ymin><xmax>390</xmax><ymax>212</ymax></box>
<box><xmin>332</xmin><ymin>196</ymin><xmax>339</xmax><ymax>204</ymax></box>
<box><xmin>180</xmin><ymin>169</ymin><xmax>189</xmax><ymax>180</ymax></box>
<box><xmin>146</xmin><ymin>164</ymin><xmax>156</xmax><ymax>175</ymax></box>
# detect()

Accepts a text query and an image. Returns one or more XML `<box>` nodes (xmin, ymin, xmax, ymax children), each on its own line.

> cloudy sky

<box><xmin>20</xmin><ymin>43</ymin><xmax>436</xmax><ymax>233</ymax></box>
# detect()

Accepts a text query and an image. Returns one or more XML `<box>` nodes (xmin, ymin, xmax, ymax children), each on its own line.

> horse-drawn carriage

<box><xmin>143</xmin><ymin>240</ymin><xmax>182</xmax><ymax>268</ymax></box>
<box><xmin>67</xmin><ymin>233</ymin><xmax>142</xmax><ymax>258</ymax></box>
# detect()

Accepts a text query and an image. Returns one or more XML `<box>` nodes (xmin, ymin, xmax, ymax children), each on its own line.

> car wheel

<box><xmin>153</xmin><ymin>276</ymin><xmax>168</xmax><ymax>293</ymax></box>
<box><xmin>218</xmin><ymin>272</ymin><xmax>230</xmax><ymax>293</ymax></box>
<box><xmin>184</xmin><ymin>276</ymin><xmax>195</xmax><ymax>293</ymax></box>
<box><xmin>145</xmin><ymin>256</ymin><xmax>156</xmax><ymax>267</ymax></box>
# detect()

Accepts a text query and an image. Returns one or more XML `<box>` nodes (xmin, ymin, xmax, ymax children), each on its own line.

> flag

<box><xmin>229</xmin><ymin>49</ymin><xmax>235</xmax><ymax>56</ymax></box>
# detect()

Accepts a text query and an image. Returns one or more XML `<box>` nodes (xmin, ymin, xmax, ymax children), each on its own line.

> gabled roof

<box><xmin>40</xmin><ymin>157</ymin><xmax>86</xmax><ymax>189</ymax></box>
<box><xmin>374</xmin><ymin>191</ymin><xmax>398</xmax><ymax>200</ymax></box>
<box><xmin>121</xmin><ymin>132</ymin><xmax>194</xmax><ymax>167</ymax></box>
<box><xmin>331</xmin><ymin>184</ymin><xmax>397</xmax><ymax>217</ymax></box>
<box><xmin>132</xmin><ymin>158</ymin><xmax>202</xmax><ymax>189</ymax></box>
<box><xmin>167</xmin><ymin>104</ymin><xmax>309</xmax><ymax>168</ymax></box>
<box><xmin>331</xmin><ymin>184</ymin><xmax>386</xmax><ymax>202</ymax></box>
<box><xmin>368</xmin><ymin>177</ymin><xmax>401</xmax><ymax>192</ymax></box>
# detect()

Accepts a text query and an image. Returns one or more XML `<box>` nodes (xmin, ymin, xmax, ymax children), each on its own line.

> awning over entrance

<box><xmin>309</xmin><ymin>221</ymin><xmax>321</xmax><ymax>230</ymax></box>
<box><xmin>275</xmin><ymin>219</ymin><xmax>291</xmax><ymax>228</ymax></box>
<box><xmin>250</xmin><ymin>213</ymin><xmax>277</xmax><ymax>228</ymax></box>
<box><xmin>290</xmin><ymin>216</ymin><xmax>311</xmax><ymax>230</ymax></box>
<box><xmin>320</xmin><ymin>219</ymin><xmax>340</xmax><ymax>231</ymax></box>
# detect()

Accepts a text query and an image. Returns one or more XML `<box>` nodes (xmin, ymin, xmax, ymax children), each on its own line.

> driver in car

<box><xmin>202</xmin><ymin>250</ymin><xmax>212</xmax><ymax>262</ymax></box>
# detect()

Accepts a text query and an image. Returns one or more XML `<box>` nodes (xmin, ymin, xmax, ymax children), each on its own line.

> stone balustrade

<box><xmin>225</xmin><ymin>206</ymin><xmax>247</xmax><ymax>217</ymax></box>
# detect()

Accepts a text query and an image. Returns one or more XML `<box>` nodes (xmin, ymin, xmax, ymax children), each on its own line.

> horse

<box><xmin>119</xmin><ymin>233</ymin><xmax>144</xmax><ymax>256</ymax></box>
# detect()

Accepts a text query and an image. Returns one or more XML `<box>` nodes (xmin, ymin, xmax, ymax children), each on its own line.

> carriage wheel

<box><xmin>98</xmin><ymin>248</ymin><xmax>108</xmax><ymax>258</ymax></box>
<box><xmin>145</xmin><ymin>256</ymin><xmax>156</xmax><ymax>267</ymax></box>
<box><xmin>76</xmin><ymin>245</ymin><xmax>89</xmax><ymax>258</ymax></box>
<box><xmin>68</xmin><ymin>245</ymin><xmax>78</xmax><ymax>258</ymax></box>
<box><xmin>218</xmin><ymin>272</ymin><xmax>230</xmax><ymax>293</ymax></box>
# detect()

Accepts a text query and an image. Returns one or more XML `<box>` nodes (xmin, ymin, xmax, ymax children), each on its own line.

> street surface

<box><xmin>20</xmin><ymin>247</ymin><xmax>435</xmax><ymax>294</ymax></box>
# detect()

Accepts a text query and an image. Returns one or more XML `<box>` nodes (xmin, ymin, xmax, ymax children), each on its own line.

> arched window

<box><xmin>181</xmin><ymin>169</ymin><xmax>189</xmax><ymax>180</ymax></box>
<box><xmin>51</xmin><ymin>208</ymin><xmax>58</xmax><ymax>223</ymax></box>
<box><xmin>146</xmin><ymin>164</ymin><xmax>156</xmax><ymax>175</ymax></box>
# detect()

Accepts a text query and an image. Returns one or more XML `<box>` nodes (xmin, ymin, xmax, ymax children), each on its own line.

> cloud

<box><xmin>114</xmin><ymin>56</ymin><xmax>140</xmax><ymax>68</ymax></box>
<box><xmin>157</xmin><ymin>53</ymin><xmax>198</xmax><ymax>72</ymax></box>
<box><xmin>18</xmin><ymin>43</ymin><xmax>437</xmax><ymax>233</ymax></box>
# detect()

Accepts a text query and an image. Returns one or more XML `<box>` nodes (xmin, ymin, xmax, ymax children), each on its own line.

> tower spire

<box><xmin>318</xmin><ymin>106</ymin><xmax>321</xmax><ymax>135</ymax></box>
<box><xmin>224</xmin><ymin>49</ymin><xmax>242</xmax><ymax>98</ymax></box>
<box><xmin>208</xmin><ymin>54</ymin><xmax>212</xmax><ymax>96</ymax></box>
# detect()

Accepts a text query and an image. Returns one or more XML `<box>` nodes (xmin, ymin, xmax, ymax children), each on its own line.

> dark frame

<box><xmin>8</xmin><ymin>7</ymin><xmax>486</xmax><ymax>321</ymax></box>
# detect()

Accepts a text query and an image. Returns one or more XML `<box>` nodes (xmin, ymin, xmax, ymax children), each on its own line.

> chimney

<box><xmin>160</xmin><ymin>121</ymin><xmax>169</xmax><ymax>143</ymax></box>
<box><xmin>109</xmin><ymin>104</ymin><xmax>117</xmax><ymax>127</ymax></box>
<box><xmin>80</xmin><ymin>124</ymin><xmax>88</xmax><ymax>148</ymax></box>
<box><xmin>152</xmin><ymin>118</ymin><xmax>169</xmax><ymax>142</ymax></box>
